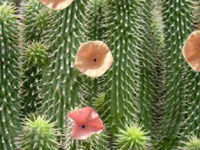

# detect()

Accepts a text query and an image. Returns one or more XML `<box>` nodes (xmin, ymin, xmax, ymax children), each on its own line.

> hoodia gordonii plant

<box><xmin>0</xmin><ymin>0</ymin><xmax>200</xmax><ymax>149</ymax></box>
<box><xmin>183</xmin><ymin>135</ymin><xmax>200</xmax><ymax>150</ymax></box>
<box><xmin>103</xmin><ymin>0</ymin><xmax>139</xmax><ymax>133</ymax></box>
<box><xmin>21</xmin><ymin>0</ymin><xmax>52</xmax><ymax>117</ymax></box>
<box><xmin>40</xmin><ymin>0</ymin><xmax>88</xmax><ymax>144</ymax></box>
<box><xmin>0</xmin><ymin>3</ymin><xmax>21</xmax><ymax>150</ymax></box>
<box><xmin>77</xmin><ymin>0</ymin><xmax>108</xmax><ymax>106</ymax></box>
<box><xmin>181</xmin><ymin>30</ymin><xmax>200</xmax><ymax>146</ymax></box>
<box><xmin>20</xmin><ymin>42</ymin><xmax>48</xmax><ymax>115</ymax></box>
<box><xmin>159</xmin><ymin>0</ymin><xmax>194</xmax><ymax>149</ymax></box>
<box><xmin>22</xmin><ymin>0</ymin><xmax>52</xmax><ymax>42</ymax></box>
<box><xmin>20</xmin><ymin>115</ymin><xmax>59</xmax><ymax>150</ymax></box>
<box><xmin>132</xmin><ymin>1</ymin><xmax>164</xmax><ymax>149</ymax></box>
<box><xmin>116</xmin><ymin>123</ymin><xmax>150</xmax><ymax>150</ymax></box>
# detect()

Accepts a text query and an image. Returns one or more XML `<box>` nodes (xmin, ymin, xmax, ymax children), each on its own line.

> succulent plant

<box><xmin>25</xmin><ymin>42</ymin><xmax>48</xmax><ymax>67</ymax></box>
<box><xmin>159</xmin><ymin>0</ymin><xmax>194</xmax><ymax>149</ymax></box>
<box><xmin>116</xmin><ymin>123</ymin><xmax>150</xmax><ymax>150</ymax></box>
<box><xmin>20</xmin><ymin>0</ymin><xmax>52</xmax><ymax>117</ymax></box>
<box><xmin>21</xmin><ymin>115</ymin><xmax>59</xmax><ymax>150</ymax></box>
<box><xmin>0</xmin><ymin>2</ymin><xmax>21</xmax><ymax>150</ymax></box>
<box><xmin>20</xmin><ymin>42</ymin><xmax>48</xmax><ymax>115</ymax></box>
<box><xmin>39</xmin><ymin>1</ymin><xmax>88</xmax><ymax>145</ymax></box>
<box><xmin>0</xmin><ymin>0</ymin><xmax>200</xmax><ymax>149</ymax></box>
<box><xmin>180</xmin><ymin>1</ymin><xmax>200</xmax><ymax>140</ymax></box>
<box><xmin>77</xmin><ymin>0</ymin><xmax>109</xmax><ymax>115</ymax></box>
<box><xmin>23</xmin><ymin>0</ymin><xmax>52</xmax><ymax>42</ymax></box>
<box><xmin>184</xmin><ymin>135</ymin><xmax>200</xmax><ymax>150</ymax></box>
<box><xmin>103</xmin><ymin>0</ymin><xmax>140</xmax><ymax>133</ymax></box>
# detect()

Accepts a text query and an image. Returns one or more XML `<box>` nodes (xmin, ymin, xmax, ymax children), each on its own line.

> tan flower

<box><xmin>39</xmin><ymin>0</ymin><xmax>74</xmax><ymax>10</ymax></box>
<box><xmin>182</xmin><ymin>30</ymin><xmax>200</xmax><ymax>71</ymax></box>
<box><xmin>75</xmin><ymin>41</ymin><xmax>113</xmax><ymax>78</ymax></box>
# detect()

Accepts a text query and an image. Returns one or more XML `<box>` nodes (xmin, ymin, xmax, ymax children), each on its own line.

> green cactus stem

<box><xmin>131</xmin><ymin>1</ymin><xmax>166</xmax><ymax>149</ymax></box>
<box><xmin>0</xmin><ymin>2</ymin><xmax>20</xmax><ymax>149</ymax></box>
<box><xmin>21</xmin><ymin>115</ymin><xmax>59</xmax><ymax>150</ymax></box>
<box><xmin>103</xmin><ymin>0</ymin><xmax>140</xmax><ymax>132</ymax></box>
<box><xmin>181</xmin><ymin>0</ymin><xmax>200</xmax><ymax>140</ymax></box>
<box><xmin>25</xmin><ymin>42</ymin><xmax>48</xmax><ymax>67</ymax></box>
<box><xmin>160</xmin><ymin>0</ymin><xmax>193</xmax><ymax>149</ymax></box>
<box><xmin>116</xmin><ymin>123</ymin><xmax>150</xmax><ymax>150</ymax></box>
<box><xmin>78</xmin><ymin>0</ymin><xmax>107</xmax><ymax>107</ymax></box>
<box><xmin>184</xmin><ymin>135</ymin><xmax>200</xmax><ymax>150</ymax></box>
<box><xmin>23</xmin><ymin>0</ymin><xmax>52</xmax><ymax>42</ymax></box>
<box><xmin>40</xmin><ymin>0</ymin><xmax>88</xmax><ymax>144</ymax></box>
<box><xmin>20</xmin><ymin>42</ymin><xmax>48</xmax><ymax>115</ymax></box>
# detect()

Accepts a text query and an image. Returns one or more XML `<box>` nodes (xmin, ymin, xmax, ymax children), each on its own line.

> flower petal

<box><xmin>86</xmin><ymin>117</ymin><xmax>105</xmax><ymax>133</ymax></box>
<box><xmin>71</xmin><ymin>120</ymin><xmax>104</xmax><ymax>140</ymax></box>
<box><xmin>39</xmin><ymin>0</ymin><xmax>74</xmax><ymax>10</ymax></box>
<box><xmin>67</xmin><ymin>107</ymin><xmax>92</xmax><ymax>125</ymax></box>
<box><xmin>75</xmin><ymin>41</ymin><xmax>113</xmax><ymax>78</ymax></box>
<box><xmin>83</xmin><ymin>51</ymin><xmax>113</xmax><ymax>78</ymax></box>
<box><xmin>71</xmin><ymin>123</ymin><xmax>96</xmax><ymax>140</ymax></box>
<box><xmin>68</xmin><ymin>107</ymin><xmax>105</xmax><ymax>140</ymax></box>
<box><xmin>182</xmin><ymin>30</ymin><xmax>200</xmax><ymax>71</ymax></box>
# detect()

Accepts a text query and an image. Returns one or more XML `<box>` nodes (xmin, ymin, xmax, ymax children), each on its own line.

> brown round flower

<box><xmin>75</xmin><ymin>41</ymin><xmax>113</xmax><ymax>78</ymax></box>
<box><xmin>39</xmin><ymin>0</ymin><xmax>74</xmax><ymax>10</ymax></box>
<box><xmin>182</xmin><ymin>30</ymin><xmax>200</xmax><ymax>71</ymax></box>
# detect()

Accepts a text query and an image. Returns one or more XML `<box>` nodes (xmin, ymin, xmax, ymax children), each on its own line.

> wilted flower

<box><xmin>182</xmin><ymin>30</ymin><xmax>200</xmax><ymax>71</ymax></box>
<box><xmin>75</xmin><ymin>41</ymin><xmax>113</xmax><ymax>78</ymax></box>
<box><xmin>39</xmin><ymin>0</ymin><xmax>74</xmax><ymax>10</ymax></box>
<box><xmin>67</xmin><ymin>106</ymin><xmax>105</xmax><ymax>140</ymax></box>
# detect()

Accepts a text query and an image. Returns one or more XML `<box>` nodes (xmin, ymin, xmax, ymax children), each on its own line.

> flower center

<box><xmin>81</xmin><ymin>125</ymin><xmax>86</xmax><ymax>129</ymax></box>
<box><xmin>93</xmin><ymin>58</ymin><xmax>97</xmax><ymax>62</ymax></box>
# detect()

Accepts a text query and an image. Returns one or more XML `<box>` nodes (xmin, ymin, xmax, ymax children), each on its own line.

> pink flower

<box><xmin>39</xmin><ymin>0</ymin><xmax>74</xmax><ymax>10</ymax></box>
<box><xmin>67</xmin><ymin>107</ymin><xmax>105</xmax><ymax>140</ymax></box>
<box><xmin>75</xmin><ymin>41</ymin><xmax>113</xmax><ymax>78</ymax></box>
<box><xmin>182</xmin><ymin>30</ymin><xmax>200</xmax><ymax>71</ymax></box>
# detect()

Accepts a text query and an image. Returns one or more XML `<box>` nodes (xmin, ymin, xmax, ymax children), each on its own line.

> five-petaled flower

<box><xmin>67</xmin><ymin>107</ymin><xmax>105</xmax><ymax>140</ymax></box>
<box><xmin>75</xmin><ymin>41</ymin><xmax>113</xmax><ymax>78</ymax></box>
<box><xmin>39</xmin><ymin>0</ymin><xmax>74</xmax><ymax>10</ymax></box>
<box><xmin>182</xmin><ymin>30</ymin><xmax>200</xmax><ymax>71</ymax></box>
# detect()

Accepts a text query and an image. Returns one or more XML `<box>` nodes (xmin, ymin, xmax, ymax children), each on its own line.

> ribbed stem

<box><xmin>160</xmin><ymin>0</ymin><xmax>193</xmax><ymax>149</ymax></box>
<box><xmin>180</xmin><ymin>0</ymin><xmax>200</xmax><ymax>142</ymax></box>
<box><xmin>102</xmin><ymin>2</ymin><xmax>140</xmax><ymax>149</ymax></box>
<box><xmin>23</xmin><ymin>0</ymin><xmax>52</xmax><ymax>42</ymax></box>
<box><xmin>21</xmin><ymin>116</ymin><xmax>59</xmax><ymax>150</ymax></box>
<box><xmin>20</xmin><ymin>42</ymin><xmax>48</xmax><ymax>115</ymax></box>
<box><xmin>133</xmin><ymin>0</ymin><xmax>165</xmax><ymax>149</ymax></box>
<box><xmin>0</xmin><ymin>3</ymin><xmax>20</xmax><ymax>149</ymax></box>
<box><xmin>78</xmin><ymin>0</ymin><xmax>107</xmax><ymax>108</ymax></box>
<box><xmin>40</xmin><ymin>0</ymin><xmax>88</xmax><ymax>144</ymax></box>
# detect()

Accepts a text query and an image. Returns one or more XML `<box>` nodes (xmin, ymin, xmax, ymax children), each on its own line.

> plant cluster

<box><xmin>0</xmin><ymin>0</ymin><xmax>200</xmax><ymax>150</ymax></box>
